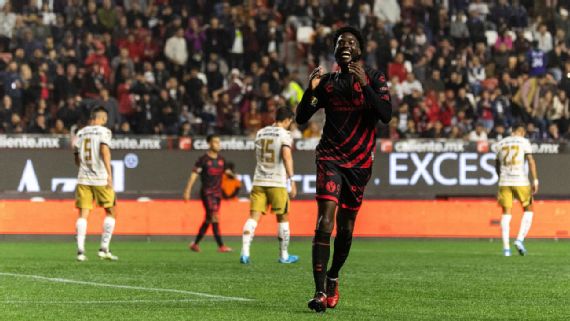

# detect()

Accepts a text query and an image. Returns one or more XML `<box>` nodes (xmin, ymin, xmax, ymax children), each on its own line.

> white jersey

<box><xmin>496</xmin><ymin>135</ymin><xmax>532</xmax><ymax>186</ymax></box>
<box><xmin>74</xmin><ymin>125</ymin><xmax>112</xmax><ymax>186</ymax></box>
<box><xmin>253</xmin><ymin>126</ymin><xmax>293</xmax><ymax>188</ymax></box>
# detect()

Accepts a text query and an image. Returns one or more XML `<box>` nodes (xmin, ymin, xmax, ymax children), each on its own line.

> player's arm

<box><xmin>100</xmin><ymin>143</ymin><xmax>113</xmax><ymax>188</ymax></box>
<box><xmin>352</xmin><ymin>64</ymin><xmax>392</xmax><ymax>124</ymax></box>
<box><xmin>526</xmin><ymin>154</ymin><xmax>539</xmax><ymax>194</ymax></box>
<box><xmin>73</xmin><ymin>148</ymin><xmax>80</xmax><ymax>167</ymax></box>
<box><xmin>296</xmin><ymin>67</ymin><xmax>324</xmax><ymax>125</ymax></box>
<box><xmin>183</xmin><ymin>172</ymin><xmax>199</xmax><ymax>201</ymax></box>
<box><xmin>495</xmin><ymin>157</ymin><xmax>501</xmax><ymax>177</ymax></box>
<box><xmin>282</xmin><ymin>145</ymin><xmax>297</xmax><ymax>198</ymax></box>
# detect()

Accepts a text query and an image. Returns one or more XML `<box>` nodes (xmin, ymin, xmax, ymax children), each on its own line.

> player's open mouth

<box><xmin>340</xmin><ymin>50</ymin><xmax>351</xmax><ymax>59</ymax></box>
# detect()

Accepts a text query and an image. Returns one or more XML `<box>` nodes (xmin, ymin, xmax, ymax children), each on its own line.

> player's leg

<box><xmin>211</xmin><ymin>208</ymin><xmax>232</xmax><ymax>252</ymax></box>
<box><xmin>75</xmin><ymin>184</ymin><xmax>93</xmax><ymax>261</ymax></box>
<box><xmin>94</xmin><ymin>186</ymin><xmax>118</xmax><ymax>260</ymax></box>
<box><xmin>309</xmin><ymin>199</ymin><xmax>336</xmax><ymax>312</ymax></box>
<box><xmin>514</xmin><ymin>186</ymin><xmax>534</xmax><ymax>255</ymax></box>
<box><xmin>241</xmin><ymin>186</ymin><xmax>266</xmax><ymax>262</ymax></box>
<box><xmin>498</xmin><ymin>186</ymin><xmax>513</xmax><ymax>256</ymax></box>
<box><xmin>240</xmin><ymin>210</ymin><xmax>261</xmax><ymax>263</ymax></box>
<box><xmin>268</xmin><ymin>187</ymin><xmax>297</xmax><ymax>263</ymax></box>
<box><xmin>309</xmin><ymin>161</ymin><xmax>341</xmax><ymax>312</ymax></box>
<box><xmin>326</xmin><ymin>168</ymin><xmax>369</xmax><ymax>308</ymax></box>
<box><xmin>190</xmin><ymin>195</ymin><xmax>212</xmax><ymax>251</ymax></box>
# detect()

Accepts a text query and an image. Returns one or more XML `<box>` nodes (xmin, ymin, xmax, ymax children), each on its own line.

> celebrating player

<box><xmin>495</xmin><ymin>123</ymin><xmax>539</xmax><ymax>257</ymax></box>
<box><xmin>240</xmin><ymin>107</ymin><xmax>298</xmax><ymax>265</ymax></box>
<box><xmin>296</xmin><ymin>26</ymin><xmax>392</xmax><ymax>312</ymax></box>
<box><xmin>183</xmin><ymin>134</ymin><xmax>232</xmax><ymax>253</ymax></box>
<box><xmin>73</xmin><ymin>106</ymin><xmax>118</xmax><ymax>262</ymax></box>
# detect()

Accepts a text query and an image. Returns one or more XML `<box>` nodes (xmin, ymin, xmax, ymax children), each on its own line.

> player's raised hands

<box><xmin>348</xmin><ymin>62</ymin><xmax>367</xmax><ymax>86</ymax></box>
<box><xmin>309</xmin><ymin>66</ymin><xmax>324</xmax><ymax>90</ymax></box>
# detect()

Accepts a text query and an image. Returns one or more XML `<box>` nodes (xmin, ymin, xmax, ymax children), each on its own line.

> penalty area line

<box><xmin>0</xmin><ymin>272</ymin><xmax>253</xmax><ymax>302</ymax></box>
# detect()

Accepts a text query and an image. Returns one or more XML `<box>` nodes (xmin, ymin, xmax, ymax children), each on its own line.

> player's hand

<box><xmin>289</xmin><ymin>181</ymin><xmax>297</xmax><ymax>199</ymax></box>
<box><xmin>183</xmin><ymin>191</ymin><xmax>191</xmax><ymax>202</ymax></box>
<box><xmin>348</xmin><ymin>62</ymin><xmax>367</xmax><ymax>86</ymax></box>
<box><xmin>532</xmin><ymin>181</ymin><xmax>539</xmax><ymax>195</ymax></box>
<box><xmin>309</xmin><ymin>66</ymin><xmax>324</xmax><ymax>90</ymax></box>
<box><xmin>106</xmin><ymin>177</ymin><xmax>113</xmax><ymax>189</ymax></box>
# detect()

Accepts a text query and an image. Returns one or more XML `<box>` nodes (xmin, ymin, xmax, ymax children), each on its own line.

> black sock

<box><xmin>194</xmin><ymin>222</ymin><xmax>210</xmax><ymax>244</ymax></box>
<box><xmin>212</xmin><ymin>222</ymin><xmax>224</xmax><ymax>247</ymax></box>
<box><xmin>327</xmin><ymin>228</ymin><xmax>353</xmax><ymax>279</ymax></box>
<box><xmin>312</xmin><ymin>230</ymin><xmax>331</xmax><ymax>293</ymax></box>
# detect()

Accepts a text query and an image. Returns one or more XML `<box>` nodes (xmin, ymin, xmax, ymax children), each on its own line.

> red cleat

<box><xmin>189</xmin><ymin>242</ymin><xmax>201</xmax><ymax>252</ymax></box>
<box><xmin>307</xmin><ymin>292</ymin><xmax>327</xmax><ymax>313</ymax></box>
<box><xmin>217</xmin><ymin>245</ymin><xmax>233</xmax><ymax>253</ymax></box>
<box><xmin>326</xmin><ymin>277</ymin><xmax>339</xmax><ymax>308</ymax></box>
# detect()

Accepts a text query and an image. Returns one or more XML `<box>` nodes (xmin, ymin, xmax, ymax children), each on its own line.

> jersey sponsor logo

<box><xmin>207</xmin><ymin>167</ymin><xmax>224</xmax><ymax>176</ymax></box>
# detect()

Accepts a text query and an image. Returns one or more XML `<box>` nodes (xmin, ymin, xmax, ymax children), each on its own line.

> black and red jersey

<box><xmin>296</xmin><ymin>66</ymin><xmax>392</xmax><ymax>168</ymax></box>
<box><xmin>193</xmin><ymin>154</ymin><xmax>225</xmax><ymax>196</ymax></box>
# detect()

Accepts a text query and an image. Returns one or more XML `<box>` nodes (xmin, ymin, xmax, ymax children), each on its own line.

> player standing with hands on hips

<box><xmin>495</xmin><ymin>123</ymin><xmax>539</xmax><ymax>257</ymax></box>
<box><xmin>296</xmin><ymin>26</ymin><xmax>392</xmax><ymax>313</ymax></box>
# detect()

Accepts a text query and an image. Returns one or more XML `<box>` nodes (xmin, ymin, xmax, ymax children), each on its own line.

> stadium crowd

<box><xmin>0</xmin><ymin>0</ymin><xmax>569</xmax><ymax>142</ymax></box>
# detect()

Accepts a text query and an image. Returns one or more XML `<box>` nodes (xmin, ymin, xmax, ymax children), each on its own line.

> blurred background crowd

<box><xmin>0</xmin><ymin>0</ymin><xmax>569</xmax><ymax>142</ymax></box>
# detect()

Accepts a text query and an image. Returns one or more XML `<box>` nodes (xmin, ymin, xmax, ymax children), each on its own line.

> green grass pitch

<box><xmin>1</xmin><ymin>239</ymin><xmax>569</xmax><ymax>321</ymax></box>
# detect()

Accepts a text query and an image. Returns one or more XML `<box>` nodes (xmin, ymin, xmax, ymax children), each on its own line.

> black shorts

<box><xmin>315</xmin><ymin>161</ymin><xmax>372</xmax><ymax>211</ymax></box>
<box><xmin>201</xmin><ymin>193</ymin><xmax>221</xmax><ymax>213</ymax></box>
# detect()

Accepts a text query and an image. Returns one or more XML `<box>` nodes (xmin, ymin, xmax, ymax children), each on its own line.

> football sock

<box><xmin>194</xmin><ymin>221</ymin><xmax>210</xmax><ymax>244</ymax></box>
<box><xmin>212</xmin><ymin>222</ymin><xmax>224</xmax><ymax>247</ymax></box>
<box><xmin>312</xmin><ymin>230</ymin><xmax>331</xmax><ymax>293</ymax></box>
<box><xmin>76</xmin><ymin>217</ymin><xmax>87</xmax><ymax>253</ymax></box>
<box><xmin>100</xmin><ymin>216</ymin><xmax>115</xmax><ymax>251</ymax></box>
<box><xmin>328</xmin><ymin>227</ymin><xmax>354</xmax><ymax>279</ymax></box>
<box><xmin>501</xmin><ymin>214</ymin><xmax>512</xmax><ymax>250</ymax></box>
<box><xmin>517</xmin><ymin>211</ymin><xmax>534</xmax><ymax>242</ymax></box>
<box><xmin>278</xmin><ymin>222</ymin><xmax>290</xmax><ymax>260</ymax></box>
<box><xmin>241</xmin><ymin>218</ymin><xmax>257</xmax><ymax>257</ymax></box>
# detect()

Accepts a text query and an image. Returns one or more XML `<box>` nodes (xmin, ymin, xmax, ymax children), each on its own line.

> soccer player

<box><xmin>183</xmin><ymin>134</ymin><xmax>232</xmax><ymax>253</ymax></box>
<box><xmin>495</xmin><ymin>123</ymin><xmax>539</xmax><ymax>257</ymax></box>
<box><xmin>296</xmin><ymin>26</ymin><xmax>392</xmax><ymax>312</ymax></box>
<box><xmin>74</xmin><ymin>106</ymin><xmax>118</xmax><ymax>262</ymax></box>
<box><xmin>240</xmin><ymin>106</ymin><xmax>298</xmax><ymax>265</ymax></box>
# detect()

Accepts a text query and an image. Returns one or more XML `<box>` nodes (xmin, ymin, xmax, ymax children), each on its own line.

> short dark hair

<box><xmin>90</xmin><ymin>106</ymin><xmax>108</xmax><ymax>119</ymax></box>
<box><xmin>275</xmin><ymin>106</ymin><xmax>295</xmax><ymax>122</ymax></box>
<box><xmin>334</xmin><ymin>26</ymin><xmax>365</xmax><ymax>53</ymax></box>
<box><xmin>512</xmin><ymin>122</ymin><xmax>526</xmax><ymax>132</ymax></box>
<box><xmin>206</xmin><ymin>134</ymin><xmax>219</xmax><ymax>143</ymax></box>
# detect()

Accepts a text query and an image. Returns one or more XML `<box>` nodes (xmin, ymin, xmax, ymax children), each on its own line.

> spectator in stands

<box><xmin>468</xmin><ymin>122</ymin><xmax>488</xmax><ymax>141</ymax></box>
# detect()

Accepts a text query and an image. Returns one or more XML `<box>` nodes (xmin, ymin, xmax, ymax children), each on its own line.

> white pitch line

<box><xmin>0</xmin><ymin>272</ymin><xmax>253</xmax><ymax>302</ymax></box>
<box><xmin>0</xmin><ymin>299</ymin><xmax>211</xmax><ymax>305</ymax></box>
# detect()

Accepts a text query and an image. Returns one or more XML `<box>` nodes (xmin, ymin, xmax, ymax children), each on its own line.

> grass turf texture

<box><xmin>1</xmin><ymin>239</ymin><xmax>569</xmax><ymax>321</ymax></box>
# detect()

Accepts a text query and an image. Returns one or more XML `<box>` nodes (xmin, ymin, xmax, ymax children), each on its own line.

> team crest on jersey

<box><xmin>326</xmin><ymin>181</ymin><xmax>337</xmax><ymax>193</ymax></box>
<box><xmin>325</xmin><ymin>83</ymin><xmax>333</xmax><ymax>93</ymax></box>
<box><xmin>353</xmin><ymin>82</ymin><xmax>362</xmax><ymax>92</ymax></box>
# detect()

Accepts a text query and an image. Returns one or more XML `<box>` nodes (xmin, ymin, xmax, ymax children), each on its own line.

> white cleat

<box><xmin>98</xmin><ymin>249</ymin><xmax>119</xmax><ymax>261</ymax></box>
<box><xmin>77</xmin><ymin>253</ymin><xmax>87</xmax><ymax>262</ymax></box>
<box><xmin>503</xmin><ymin>249</ymin><xmax>512</xmax><ymax>257</ymax></box>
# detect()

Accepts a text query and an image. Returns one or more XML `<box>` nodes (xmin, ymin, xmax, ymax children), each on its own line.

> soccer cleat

<box><xmin>189</xmin><ymin>242</ymin><xmax>201</xmax><ymax>252</ymax></box>
<box><xmin>76</xmin><ymin>252</ymin><xmax>87</xmax><ymax>262</ymax></box>
<box><xmin>218</xmin><ymin>245</ymin><xmax>233</xmax><ymax>253</ymax></box>
<box><xmin>308</xmin><ymin>291</ymin><xmax>327</xmax><ymax>313</ymax></box>
<box><xmin>514</xmin><ymin>240</ymin><xmax>527</xmax><ymax>256</ymax></box>
<box><xmin>240</xmin><ymin>255</ymin><xmax>250</xmax><ymax>264</ymax></box>
<box><xmin>278</xmin><ymin>255</ymin><xmax>299</xmax><ymax>264</ymax></box>
<box><xmin>325</xmin><ymin>277</ymin><xmax>340</xmax><ymax>308</ymax></box>
<box><xmin>503</xmin><ymin>249</ymin><xmax>512</xmax><ymax>257</ymax></box>
<box><xmin>98</xmin><ymin>249</ymin><xmax>119</xmax><ymax>261</ymax></box>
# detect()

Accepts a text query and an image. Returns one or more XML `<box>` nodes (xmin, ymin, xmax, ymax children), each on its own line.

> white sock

<box><xmin>76</xmin><ymin>218</ymin><xmax>87</xmax><ymax>253</ymax></box>
<box><xmin>278</xmin><ymin>222</ymin><xmax>290</xmax><ymax>260</ymax></box>
<box><xmin>501</xmin><ymin>214</ymin><xmax>512</xmax><ymax>250</ymax></box>
<box><xmin>241</xmin><ymin>219</ymin><xmax>257</xmax><ymax>257</ymax></box>
<box><xmin>100</xmin><ymin>216</ymin><xmax>116</xmax><ymax>251</ymax></box>
<box><xmin>517</xmin><ymin>211</ymin><xmax>534</xmax><ymax>242</ymax></box>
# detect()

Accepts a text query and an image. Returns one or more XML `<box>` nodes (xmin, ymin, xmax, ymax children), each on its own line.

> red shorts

<box><xmin>315</xmin><ymin>161</ymin><xmax>372</xmax><ymax>211</ymax></box>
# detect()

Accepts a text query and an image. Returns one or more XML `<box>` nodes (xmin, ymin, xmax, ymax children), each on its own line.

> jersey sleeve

<box><xmin>281</xmin><ymin>130</ymin><xmax>293</xmax><ymax>148</ymax></box>
<box><xmin>523</xmin><ymin>139</ymin><xmax>532</xmax><ymax>155</ymax></box>
<box><xmin>101</xmin><ymin>128</ymin><xmax>112</xmax><ymax>147</ymax></box>
<box><xmin>295</xmin><ymin>74</ymin><xmax>328</xmax><ymax>125</ymax></box>
<box><xmin>363</xmin><ymin>67</ymin><xmax>392</xmax><ymax>124</ymax></box>
<box><xmin>193</xmin><ymin>157</ymin><xmax>203</xmax><ymax>174</ymax></box>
